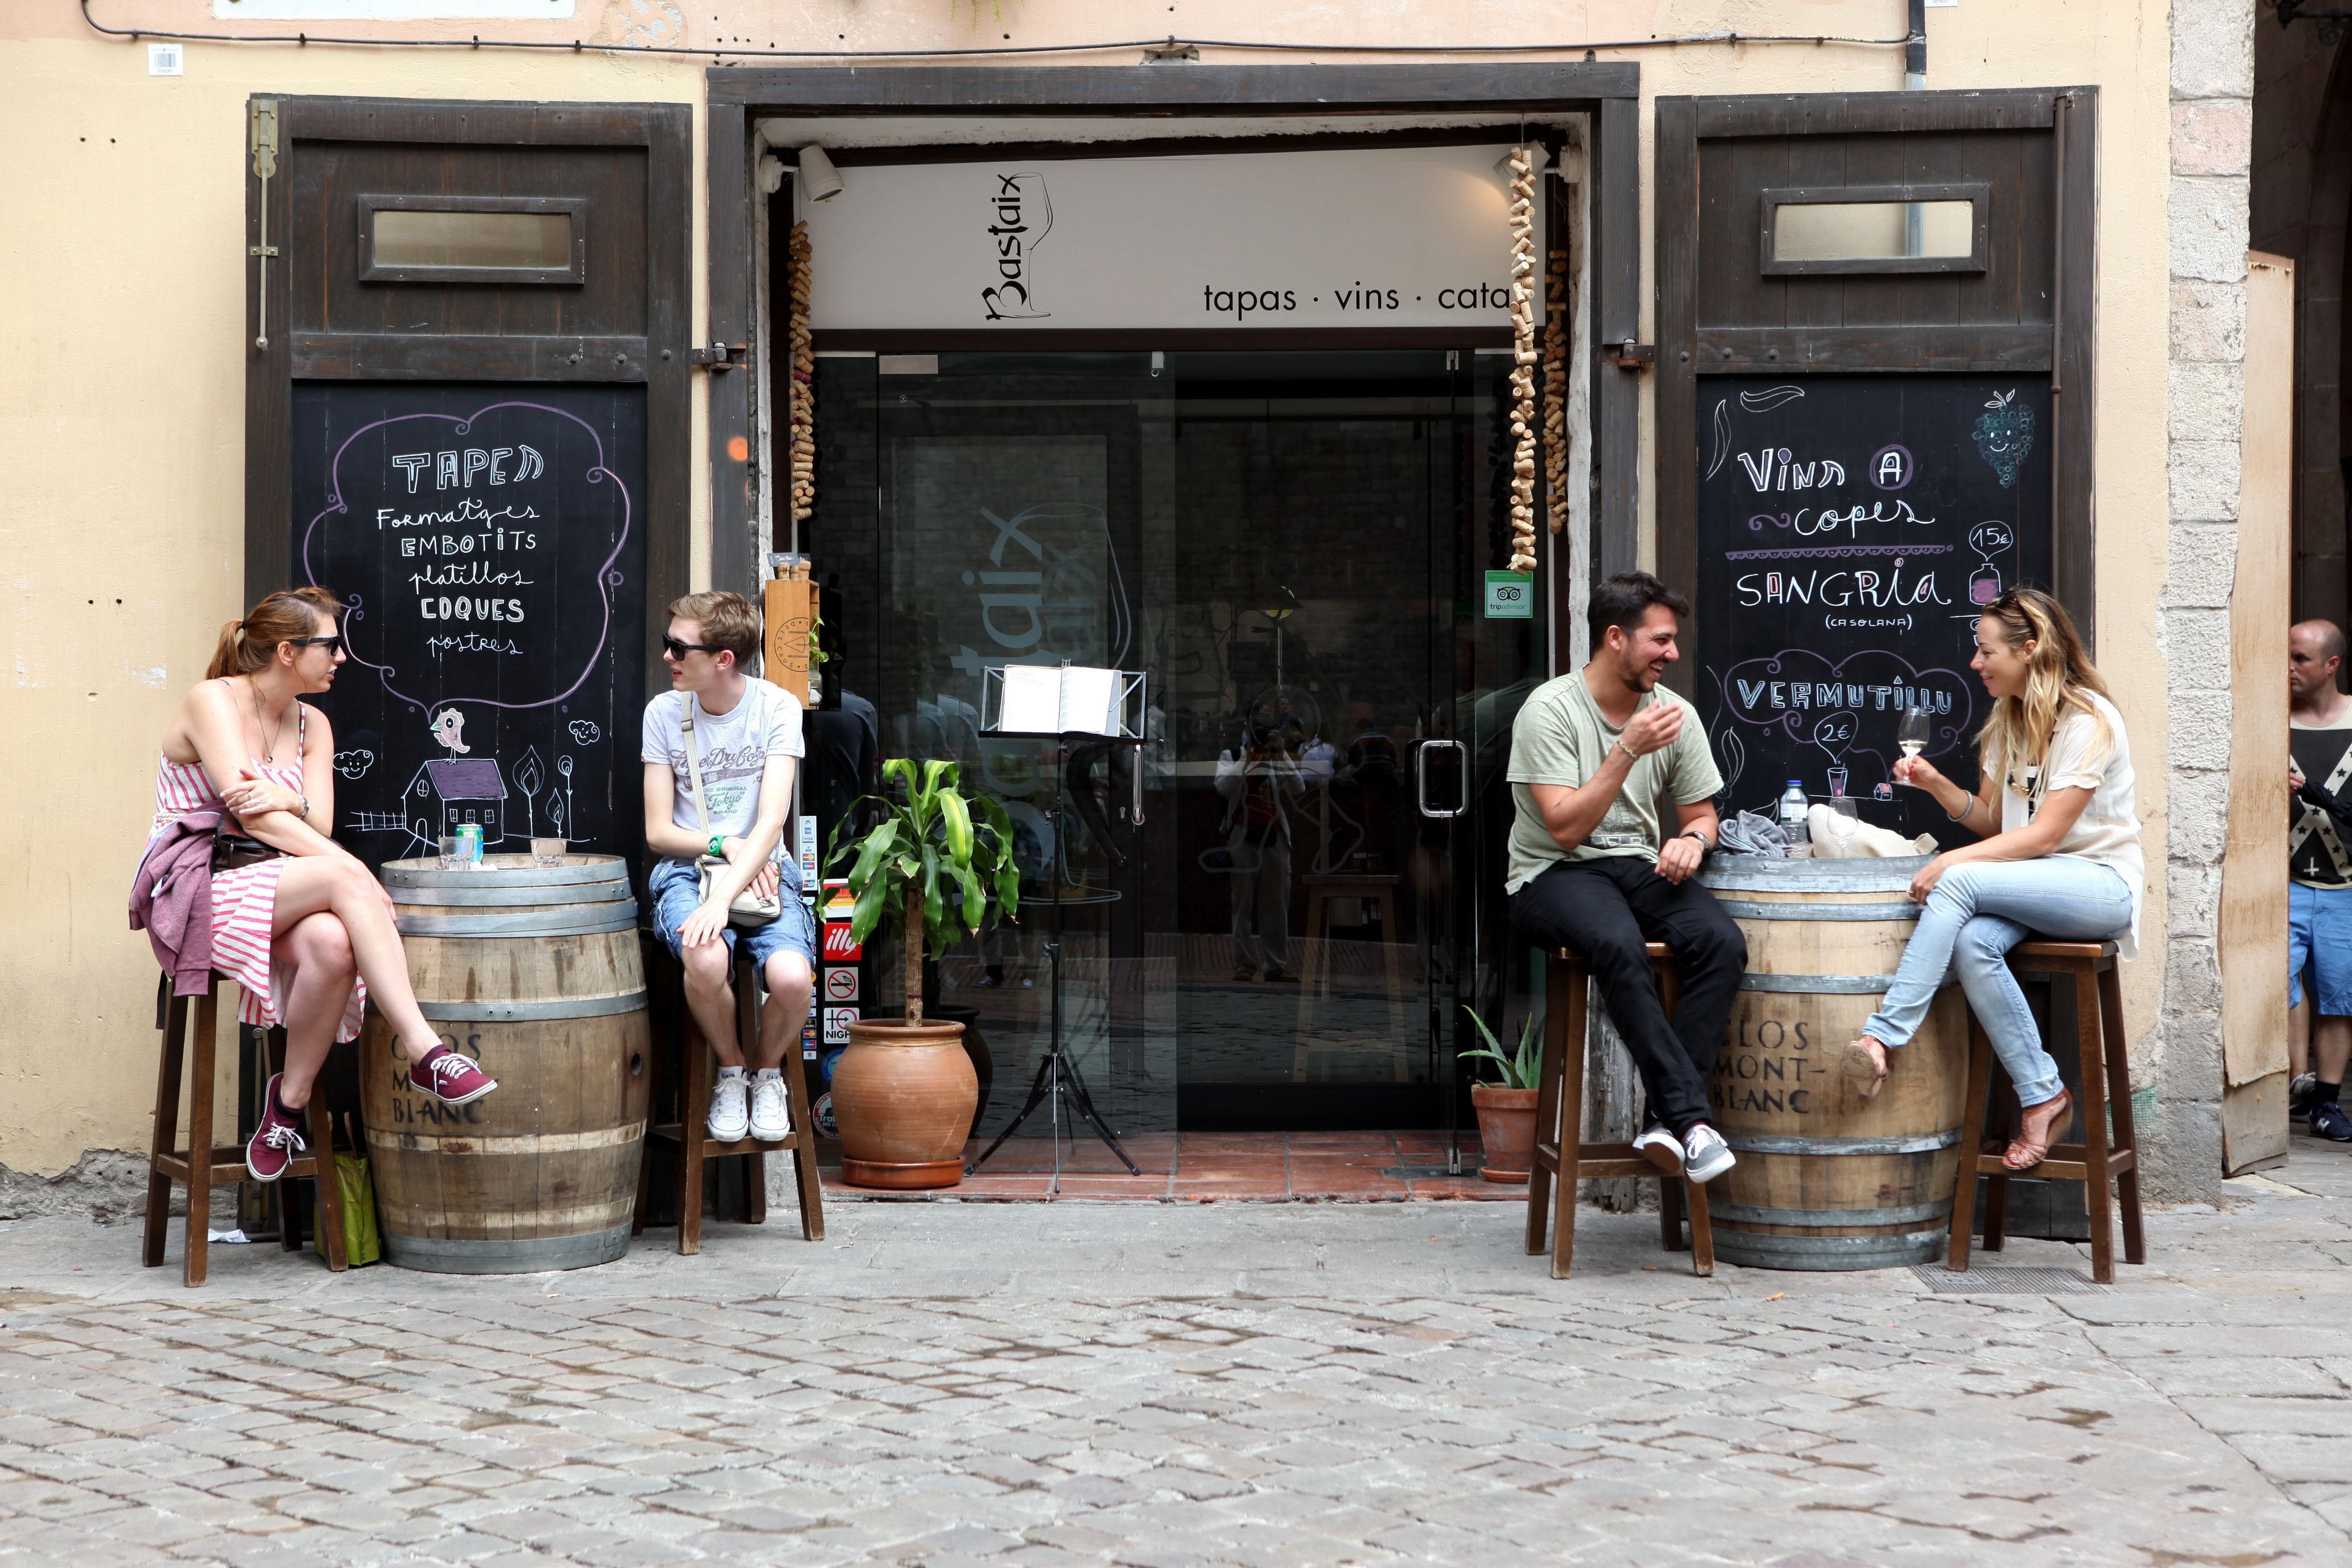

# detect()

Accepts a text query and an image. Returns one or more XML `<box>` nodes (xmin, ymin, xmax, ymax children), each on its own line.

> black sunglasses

<box><xmin>287</xmin><ymin>635</ymin><xmax>345</xmax><ymax>654</ymax></box>
<box><xmin>662</xmin><ymin>635</ymin><xmax>730</xmax><ymax>660</ymax></box>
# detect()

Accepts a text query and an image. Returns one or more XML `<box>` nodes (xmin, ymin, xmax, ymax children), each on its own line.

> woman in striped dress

<box><xmin>152</xmin><ymin>587</ymin><xmax>495</xmax><ymax>1183</ymax></box>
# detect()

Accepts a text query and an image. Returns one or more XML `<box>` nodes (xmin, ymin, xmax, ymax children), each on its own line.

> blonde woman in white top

<box><xmin>1847</xmin><ymin>589</ymin><xmax>2143</xmax><ymax>1171</ymax></box>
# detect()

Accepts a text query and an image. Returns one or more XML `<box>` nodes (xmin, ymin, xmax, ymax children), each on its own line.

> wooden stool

<box><xmin>142</xmin><ymin>975</ymin><xmax>348</xmax><ymax>1287</ymax></box>
<box><xmin>1527</xmin><ymin>943</ymin><xmax>1714</xmax><ymax>1279</ymax></box>
<box><xmin>638</xmin><ymin>941</ymin><xmax>824</xmax><ymax>1254</ymax></box>
<box><xmin>1293</xmin><ymin>873</ymin><xmax>1407</xmax><ymax>1082</ymax></box>
<box><xmin>1948</xmin><ymin>939</ymin><xmax>2144</xmax><ymax>1284</ymax></box>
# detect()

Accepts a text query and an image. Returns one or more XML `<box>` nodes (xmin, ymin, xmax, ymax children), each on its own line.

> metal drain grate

<box><xmin>1911</xmin><ymin>1265</ymin><xmax>2107</xmax><ymax>1295</ymax></box>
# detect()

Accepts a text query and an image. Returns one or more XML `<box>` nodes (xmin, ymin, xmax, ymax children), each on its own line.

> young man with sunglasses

<box><xmin>642</xmin><ymin>592</ymin><xmax>818</xmax><ymax>1143</ymax></box>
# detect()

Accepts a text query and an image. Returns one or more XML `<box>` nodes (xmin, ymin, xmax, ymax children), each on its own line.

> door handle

<box><xmin>1416</xmin><ymin>738</ymin><xmax>1467</xmax><ymax>819</ymax></box>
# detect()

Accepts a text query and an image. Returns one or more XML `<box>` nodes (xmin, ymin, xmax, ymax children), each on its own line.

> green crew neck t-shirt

<box><xmin>1505</xmin><ymin>673</ymin><xmax>1724</xmax><ymax>894</ymax></box>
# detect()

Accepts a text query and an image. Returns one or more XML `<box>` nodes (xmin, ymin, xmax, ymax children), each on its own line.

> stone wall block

<box><xmin>2161</xmin><ymin>522</ymin><xmax>2240</xmax><ymax>609</ymax></box>
<box><xmin>2173</xmin><ymin>4</ymin><xmax>2256</xmax><ymax>100</ymax></box>
<box><xmin>2169</xmin><ymin>359</ymin><xmax>2247</xmax><ymax>441</ymax></box>
<box><xmin>2165</xmin><ymin>765</ymin><xmax>2235</xmax><ymax>864</ymax></box>
<box><xmin>2169</xmin><ymin>438</ymin><xmax>2245</xmax><ymax>523</ymax></box>
<box><xmin>2174</xmin><ymin>97</ymin><xmax>2254</xmax><ymax>176</ymax></box>
<box><xmin>2166</xmin><ymin>688</ymin><xmax>2236</xmax><ymax>769</ymax></box>
<box><xmin>2171</xmin><ymin>175</ymin><xmax>2253</xmax><ymax>284</ymax></box>
<box><xmin>2171</xmin><ymin>279</ymin><xmax>2248</xmax><ymax>363</ymax></box>
<box><xmin>2162</xmin><ymin>935</ymin><xmax>2227</xmax><ymax>1026</ymax></box>
<box><xmin>2166</xmin><ymin>863</ymin><xmax>2223</xmax><ymax>939</ymax></box>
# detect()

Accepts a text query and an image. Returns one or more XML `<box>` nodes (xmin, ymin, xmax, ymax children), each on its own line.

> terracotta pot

<box><xmin>831</xmin><ymin>1018</ymin><xmax>976</xmax><ymax>1189</ymax></box>
<box><xmin>1471</xmin><ymin>1083</ymin><xmax>1538</xmax><ymax>1185</ymax></box>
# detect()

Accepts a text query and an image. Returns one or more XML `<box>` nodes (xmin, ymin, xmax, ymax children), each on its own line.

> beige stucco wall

<box><xmin>1</xmin><ymin>1</ymin><xmax>2183</xmax><ymax>1195</ymax></box>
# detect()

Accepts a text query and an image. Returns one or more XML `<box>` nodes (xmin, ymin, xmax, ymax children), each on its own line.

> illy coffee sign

<box><xmin>802</xmin><ymin>143</ymin><xmax>1528</xmax><ymax>334</ymax></box>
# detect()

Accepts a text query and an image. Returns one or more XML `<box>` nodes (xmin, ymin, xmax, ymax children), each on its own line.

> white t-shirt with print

<box><xmin>641</xmin><ymin>678</ymin><xmax>803</xmax><ymax>864</ymax></box>
<box><xmin>1992</xmin><ymin>689</ymin><xmax>2144</xmax><ymax>960</ymax></box>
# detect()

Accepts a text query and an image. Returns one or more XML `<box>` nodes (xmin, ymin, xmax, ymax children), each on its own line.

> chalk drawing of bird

<box><xmin>430</xmin><ymin>708</ymin><xmax>472</xmax><ymax>755</ymax></box>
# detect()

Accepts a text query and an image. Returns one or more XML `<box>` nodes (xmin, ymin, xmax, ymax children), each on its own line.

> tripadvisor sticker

<box><xmin>1483</xmin><ymin>570</ymin><xmax>1534</xmax><ymax>620</ymax></box>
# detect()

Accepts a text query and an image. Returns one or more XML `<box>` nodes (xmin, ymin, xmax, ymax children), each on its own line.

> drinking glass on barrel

<box><xmin>1895</xmin><ymin>707</ymin><xmax>1933</xmax><ymax>789</ymax></box>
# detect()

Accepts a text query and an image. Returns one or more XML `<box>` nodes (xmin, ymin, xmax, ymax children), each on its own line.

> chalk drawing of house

<box><xmin>354</xmin><ymin>758</ymin><xmax>511</xmax><ymax>851</ymax></box>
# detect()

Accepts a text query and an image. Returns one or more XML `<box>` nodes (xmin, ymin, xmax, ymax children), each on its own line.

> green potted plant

<box><xmin>827</xmin><ymin>760</ymin><xmax>1020</xmax><ymax>1188</ymax></box>
<box><xmin>1460</xmin><ymin>1007</ymin><xmax>1542</xmax><ymax>1185</ymax></box>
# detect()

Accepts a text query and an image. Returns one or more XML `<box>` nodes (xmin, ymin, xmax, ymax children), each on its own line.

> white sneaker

<box><xmin>1682</xmin><ymin>1123</ymin><xmax>1736</xmax><ymax>1185</ymax></box>
<box><xmin>748</xmin><ymin>1069</ymin><xmax>791</xmax><ymax>1141</ymax></box>
<box><xmin>1632</xmin><ymin>1125</ymin><xmax>1684</xmax><ymax>1173</ymax></box>
<box><xmin>707</xmin><ymin>1069</ymin><xmax>751</xmax><ymax>1142</ymax></box>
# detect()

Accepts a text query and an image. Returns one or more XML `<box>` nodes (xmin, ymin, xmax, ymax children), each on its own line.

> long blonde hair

<box><xmin>1976</xmin><ymin>588</ymin><xmax>2110</xmax><ymax>800</ymax></box>
<box><xmin>206</xmin><ymin>587</ymin><xmax>340</xmax><ymax>681</ymax></box>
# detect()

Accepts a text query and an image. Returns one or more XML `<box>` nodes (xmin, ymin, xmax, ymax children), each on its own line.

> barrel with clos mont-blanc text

<box><xmin>1695</xmin><ymin>855</ymin><xmax>1967</xmax><ymax>1270</ymax></box>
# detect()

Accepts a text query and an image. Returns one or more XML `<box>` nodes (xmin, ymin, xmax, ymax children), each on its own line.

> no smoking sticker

<box><xmin>824</xmin><ymin>966</ymin><xmax>859</xmax><ymax>1003</ymax></box>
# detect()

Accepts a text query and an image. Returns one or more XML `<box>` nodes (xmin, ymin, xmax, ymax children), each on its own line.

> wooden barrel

<box><xmin>1695</xmin><ymin>855</ymin><xmax>1965</xmax><ymax>1270</ymax></box>
<box><xmin>360</xmin><ymin>854</ymin><xmax>649</xmax><ymax>1273</ymax></box>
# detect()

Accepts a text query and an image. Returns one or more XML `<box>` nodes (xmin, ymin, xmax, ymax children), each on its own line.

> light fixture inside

<box><xmin>798</xmin><ymin>144</ymin><xmax>845</xmax><ymax>203</ymax></box>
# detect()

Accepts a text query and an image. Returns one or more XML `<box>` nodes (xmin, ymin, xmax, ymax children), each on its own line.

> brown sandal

<box><xmin>1840</xmin><ymin>1036</ymin><xmax>1889</xmax><ymax>1099</ymax></box>
<box><xmin>2002</xmin><ymin>1089</ymin><xmax>2073</xmax><ymax>1172</ymax></box>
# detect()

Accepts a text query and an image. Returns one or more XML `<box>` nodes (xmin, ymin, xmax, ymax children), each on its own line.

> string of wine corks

<box><xmin>787</xmin><ymin>219</ymin><xmax>814</xmax><ymax>527</ymax></box>
<box><xmin>1544</xmin><ymin>247</ymin><xmax>1569</xmax><ymax>537</ymax></box>
<box><xmin>1505</xmin><ymin>145</ymin><xmax>1538</xmax><ymax>575</ymax></box>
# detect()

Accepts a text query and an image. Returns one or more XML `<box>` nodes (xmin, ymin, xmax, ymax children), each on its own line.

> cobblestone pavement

<box><xmin>4</xmin><ymin>1138</ymin><xmax>2351</xmax><ymax>1568</ymax></box>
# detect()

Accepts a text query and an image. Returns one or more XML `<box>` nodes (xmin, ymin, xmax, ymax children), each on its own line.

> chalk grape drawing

<box><xmin>1972</xmin><ymin>389</ymin><xmax>2035</xmax><ymax>489</ymax></box>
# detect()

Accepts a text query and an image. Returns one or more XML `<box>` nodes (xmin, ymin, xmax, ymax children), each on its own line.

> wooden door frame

<box><xmin>243</xmin><ymin>95</ymin><xmax>693</xmax><ymax>682</ymax></box>
<box><xmin>1654</xmin><ymin>86</ymin><xmax>2098</xmax><ymax>646</ymax></box>
<box><xmin>705</xmin><ymin>65</ymin><xmax>1643</xmax><ymax>639</ymax></box>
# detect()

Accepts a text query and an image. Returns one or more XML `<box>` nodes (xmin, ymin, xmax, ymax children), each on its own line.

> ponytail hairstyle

<box><xmin>206</xmin><ymin>587</ymin><xmax>342</xmax><ymax>681</ymax></box>
<box><xmin>1975</xmin><ymin>587</ymin><xmax>2110</xmax><ymax>800</ymax></box>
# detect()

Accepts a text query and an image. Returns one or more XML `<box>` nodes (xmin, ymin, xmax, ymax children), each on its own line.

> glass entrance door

<box><xmin>810</xmin><ymin>348</ymin><xmax>1545</xmax><ymax>1146</ymax></box>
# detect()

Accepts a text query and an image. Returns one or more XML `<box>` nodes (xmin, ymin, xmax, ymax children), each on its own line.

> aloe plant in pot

<box><xmin>1460</xmin><ymin>1007</ymin><xmax>1542</xmax><ymax>1185</ymax></box>
<box><xmin>827</xmin><ymin>760</ymin><xmax>1020</xmax><ymax>1189</ymax></box>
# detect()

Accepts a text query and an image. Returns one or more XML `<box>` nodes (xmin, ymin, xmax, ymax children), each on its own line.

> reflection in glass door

<box><xmin>808</xmin><ymin>349</ymin><xmax>1545</xmax><ymax>1144</ymax></box>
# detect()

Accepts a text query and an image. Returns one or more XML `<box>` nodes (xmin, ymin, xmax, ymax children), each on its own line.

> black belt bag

<box><xmin>211</xmin><ymin>831</ymin><xmax>282</xmax><ymax>872</ymax></box>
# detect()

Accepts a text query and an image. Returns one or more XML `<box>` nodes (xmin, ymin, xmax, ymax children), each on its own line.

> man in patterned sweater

<box><xmin>2289</xmin><ymin>619</ymin><xmax>2352</xmax><ymax>1141</ymax></box>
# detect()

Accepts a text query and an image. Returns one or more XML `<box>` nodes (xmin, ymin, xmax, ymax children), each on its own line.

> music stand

<box><xmin>967</xmin><ymin>663</ymin><xmax>1149</xmax><ymax>1186</ymax></box>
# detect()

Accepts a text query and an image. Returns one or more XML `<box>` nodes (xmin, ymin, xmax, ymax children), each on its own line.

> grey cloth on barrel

<box><xmin>1716</xmin><ymin>810</ymin><xmax>1791</xmax><ymax>858</ymax></box>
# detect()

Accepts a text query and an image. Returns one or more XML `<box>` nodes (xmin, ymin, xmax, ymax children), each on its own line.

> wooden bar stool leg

<box><xmin>783</xmin><ymin>1010</ymin><xmax>827</xmax><ymax>1242</ymax></box>
<box><xmin>1685</xmin><ymin>1180</ymin><xmax>1715</xmax><ymax>1276</ymax></box>
<box><xmin>1659</xmin><ymin>1174</ymin><xmax>1685</xmax><ymax>1253</ymax></box>
<box><xmin>184</xmin><ymin>987</ymin><xmax>219</xmax><ymax>1289</ymax></box>
<box><xmin>1552</xmin><ymin>964</ymin><xmax>1589</xmax><ymax>1280</ymax></box>
<box><xmin>144</xmin><ymin>992</ymin><xmax>189</xmax><ymax>1270</ymax></box>
<box><xmin>737</xmin><ymin>949</ymin><xmax>768</xmax><ymax>1229</ymax></box>
<box><xmin>270</xmin><ymin>1027</ymin><xmax>347</xmax><ymax>1272</ymax></box>
<box><xmin>679</xmin><ymin>1000</ymin><xmax>710</xmax><ymax>1257</ymax></box>
<box><xmin>2098</xmin><ymin>964</ymin><xmax>2145</xmax><ymax>1265</ymax></box>
<box><xmin>1981</xmin><ymin>1068</ymin><xmax>2014</xmax><ymax>1255</ymax></box>
<box><xmin>1525</xmin><ymin>957</ymin><xmax>1568</xmax><ymax>1258</ymax></box>
<box><xmin>2072</xmin><ymin>964</ymin><xmax>2116</xmax><ymax>1284</ymax></box>
<box><xmin>1949</xmin><ymin>1011</ymin><xmax>1995</xmax><ymax>1272</ymax></box>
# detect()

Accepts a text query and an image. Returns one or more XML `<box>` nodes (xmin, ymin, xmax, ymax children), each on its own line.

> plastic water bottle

<box><xmin>1778</xmin><ymin>780</ymin><xmax>1810</xmax><ymax>852</ymax></box>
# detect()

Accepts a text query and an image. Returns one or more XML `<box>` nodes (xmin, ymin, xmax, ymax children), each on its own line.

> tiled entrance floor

<box><xmin>821</xmin><ymin>1131</ymin><xmax>1522</xmax><ymax>1201</ymax></box>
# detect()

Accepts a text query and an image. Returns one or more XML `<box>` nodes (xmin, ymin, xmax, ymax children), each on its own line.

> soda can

<box><xmin>457</xmin><ymin>822</ymin><xmax>485</xmax><ymax>868</ymax></box>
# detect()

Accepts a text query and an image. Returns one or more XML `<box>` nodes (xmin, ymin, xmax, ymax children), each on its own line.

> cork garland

<box><xmin>786</xmin><ymin>219</ymin><xmax>815</xmax><ymax>527</ymax></box>
<box><xmin>1544</xmin><ymin>247</ymin><xmax>1569</xmax><ymax>537</ymax></box>
<box><xmin>1505</xmin><ymin>146</ymin><xmax>1539</xmax><ymax>574</ymax></box>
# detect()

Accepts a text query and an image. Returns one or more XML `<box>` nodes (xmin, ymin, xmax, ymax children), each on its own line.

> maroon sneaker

<box><xmin>245</xmin><ymin>1074</ymin><xmax>307</xmax><ymax>1184</ymax></box>
<box><xmin>408</xmin><ymin>1046</ymin><xmax>498</xmax><ymax>1106</ymax></box>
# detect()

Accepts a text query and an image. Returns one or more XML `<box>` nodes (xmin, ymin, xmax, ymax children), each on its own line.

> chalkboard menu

<box><xmin>1693</xmin><ymin>374</ymin><xmax>2053</xmax><ymax>842</ymax></box>
<box><xmin>290</xmin><ymin>384</ymin><xmax>648</xmax><ymax>870</ymax></box>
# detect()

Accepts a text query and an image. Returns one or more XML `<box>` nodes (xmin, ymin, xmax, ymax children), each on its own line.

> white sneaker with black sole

<box><xmin>707</xmin><ymin>1068</ymin><xmax>751</xmax><ymax>1142</ymax></box>
<box><xmin>1682</xmin><ymin>1122</ymin><xmax>1737</xmax><ymax>1184</ymax></box>
<box><xmin>748</xmin><ymin>1069</ymin><xmax>791</xmax><ymax>1141</ymax></box>
<box><xmin>1632</xmin><ymin>1125</ymin><xmax>1684</xmax><ymax>1173</ymax></box>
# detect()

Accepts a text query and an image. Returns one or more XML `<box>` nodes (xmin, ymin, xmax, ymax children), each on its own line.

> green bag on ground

<box><xmin>314</xmin><ymin>1151</ymin><xmax>382</xmax><ymax>1267</ymax></box>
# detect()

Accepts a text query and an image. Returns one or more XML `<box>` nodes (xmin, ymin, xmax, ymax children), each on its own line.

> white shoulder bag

<box><xmin>681</xmin><ymin>696</ymin><xmax>784</xmax><ymax>926</ymax></box>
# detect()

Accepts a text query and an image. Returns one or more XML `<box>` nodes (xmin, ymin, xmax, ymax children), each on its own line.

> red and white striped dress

<box><xmin>151</xmin><ymin>696</ymin><xmax>368</xmax><ymax>1042</ymax></box>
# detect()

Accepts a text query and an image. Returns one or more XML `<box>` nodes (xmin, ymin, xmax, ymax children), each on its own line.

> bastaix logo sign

<box><xmin>981</xmin><ymin>172</ymin><xmax>1052</xmax><ymax>321</ymax></box>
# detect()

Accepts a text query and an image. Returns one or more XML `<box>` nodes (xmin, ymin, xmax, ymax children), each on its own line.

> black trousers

<box><xmin>1508</xmin><ymin>856</ymin><xmax>1748</xmax><ymax>1136</ymax></box>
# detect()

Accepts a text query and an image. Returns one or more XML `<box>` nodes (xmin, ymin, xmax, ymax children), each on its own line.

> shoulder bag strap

<box><xmin>681</xmin><ymin>696</ymin><xmax>715</xmax><ymax>838</ymax></box>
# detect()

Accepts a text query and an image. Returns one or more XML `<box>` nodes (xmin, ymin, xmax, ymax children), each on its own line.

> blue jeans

<box><xmin>647</xmin><ymin>858</ymin><xmax>818</xmax><ymax>973</ymax></box>
<box><xmin>1861</xmin><ymin>858</ymin><xmax>2133</xmax><ymax>1108</ymax></box>
<box><xmin>2288</xmin><ymin>883</ymin><xmax>2352</xmax><ymax>1015</ymax></box>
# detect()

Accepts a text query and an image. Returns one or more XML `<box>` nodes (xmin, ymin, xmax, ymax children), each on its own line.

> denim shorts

<box><xmin>647</xmin><ymin>857</ymin><xmax>817</xmax><ymax>973</ymax></box>
<box><xmin>2289</xmin><ymin>882</ymin><xmax>2352</xmax><ymax>1015</ymax></box>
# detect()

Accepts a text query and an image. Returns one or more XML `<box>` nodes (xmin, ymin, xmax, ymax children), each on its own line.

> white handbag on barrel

<box><xmin>681</xmin><ymin>698</ymin><xmax>784</xmax><ymax>926</ymax></box>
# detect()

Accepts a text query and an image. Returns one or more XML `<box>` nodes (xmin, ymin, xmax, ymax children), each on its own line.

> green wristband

<box><xmin>708</xmin><ymin>833</ymin><xmax>726</xmax><ymax>858</ymax></box>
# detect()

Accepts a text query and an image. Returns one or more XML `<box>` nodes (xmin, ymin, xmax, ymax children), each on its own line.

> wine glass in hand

<box><xmin>1894</xmin><ymin>706</ymin><xmax>1933</xmax><ymax>785</ymax></box>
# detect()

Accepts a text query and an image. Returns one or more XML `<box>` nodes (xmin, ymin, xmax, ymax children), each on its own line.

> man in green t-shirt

<box><xmin>1506</xmin><ymin>572</ymin><xmax>1746</xmax><ymax>1183</ymax></box>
